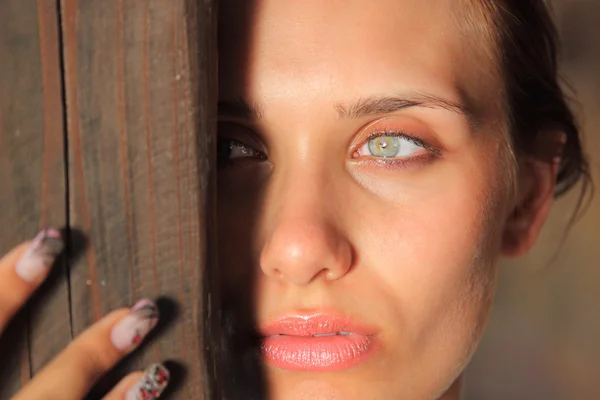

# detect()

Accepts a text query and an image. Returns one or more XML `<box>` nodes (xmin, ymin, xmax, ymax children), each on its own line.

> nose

<box><xmin>259</xmin><ymin>182</ymin><xmax>353</xmax><ymax>286</ymax></box>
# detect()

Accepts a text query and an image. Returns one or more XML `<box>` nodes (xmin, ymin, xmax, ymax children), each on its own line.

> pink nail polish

<box><xmin>15</xmin><ymin>228</ymin><xmax>64</xmax><ymax>283</ymax></box>
<box><xmin>110</xmin><ymin>299</ymin><xmax>159</xmax><ymax>351</ymax></box>
<box><xmin>125</xmin><ymin>363</ymin><xmax>170</xmax><ymax>400</ymax></box>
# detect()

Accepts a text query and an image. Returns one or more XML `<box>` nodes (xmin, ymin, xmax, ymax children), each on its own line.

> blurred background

<box><xmin>464</xmin><ymin>0</ymin><xmax>600</xmax><ymax>399</ymax></box>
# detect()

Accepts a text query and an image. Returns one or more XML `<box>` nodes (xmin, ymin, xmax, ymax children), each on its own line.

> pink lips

<box><xmin>260</xmin><ymin>313</ymin><xmax>380</xmax><ymax>371</ymax></box>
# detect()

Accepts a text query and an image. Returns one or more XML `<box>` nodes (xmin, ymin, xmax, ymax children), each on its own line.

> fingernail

<box><xmin>15</xmin><ymin>228</ymin><xmax>64</xmax><ymax>283</ymax></box>
<box><xmin>110</xmin><ymin>299</ymin><xmax>159</xmax><ymax>351</ymax></box>
<box><xmin>125</xmin><ymin>363</ymin><xmax>170</xmax><ymax>400</ymax></box>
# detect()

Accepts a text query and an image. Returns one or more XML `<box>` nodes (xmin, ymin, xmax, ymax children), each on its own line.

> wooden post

<box><xmin>0</xmin><ymin>1</ymin><xmax>219</xmax><ymax>398</ymax></box>
<box><xmin>0</xmin><ymin>0</ymin><xmax>69</xmax><ymax>396</ymax></box>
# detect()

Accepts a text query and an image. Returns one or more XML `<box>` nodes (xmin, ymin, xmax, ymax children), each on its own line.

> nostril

<box><xmin>272</xmin><ymin>268</ymin><xmax>284</xmax><ymax>280</ymax></box>
<box><xmin>259</xmin><ymin>219</ymin><xmax>353</xmax><ymax>286</ymax></box>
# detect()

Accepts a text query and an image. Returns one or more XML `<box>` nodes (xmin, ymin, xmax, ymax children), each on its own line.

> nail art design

<box><xmin>15</xmin><ymin>228</ymin><xmax>64</xmax><ymax>283</ymax></box>
<box><xmin>110</xmin><ymin>299</ymin><xmax>159</xmax><ymax>351</ymax></box>
<box><xmin>125</xmin><ymin>363</ymin><xmax>170</xmax><ymax>400</ymax></box>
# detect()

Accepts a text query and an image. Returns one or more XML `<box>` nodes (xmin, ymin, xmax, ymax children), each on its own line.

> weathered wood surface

<box><xmin>0</xmin><ymin>0</ymin><xmax>70</xmax><ymax>397</ymax></box>
<box><xmin>3</xmin><ymin>0</ymin><xmax>596</xmax><ymax>399</ymax></box>
<box><xmin>62</xmin><ymin>0</ymin><xmax>219</xmax><ymax>398</ymax></box>
<box><xmin>0</xmin><ymin>0</ymin><xmax>218</xmax><ymax>398</ymax></box>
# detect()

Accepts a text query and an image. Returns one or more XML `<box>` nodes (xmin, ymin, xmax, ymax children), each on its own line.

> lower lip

<box><xmin>261</xmin><ymin>334</ymin><xmax>378</xmax><ymax>371</ymax></box>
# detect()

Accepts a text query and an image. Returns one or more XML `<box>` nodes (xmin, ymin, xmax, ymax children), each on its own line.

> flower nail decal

<box><xmin>126</xmin><ymin>363</ymin><xmax>170</xmax><ymax>400</ymax></box>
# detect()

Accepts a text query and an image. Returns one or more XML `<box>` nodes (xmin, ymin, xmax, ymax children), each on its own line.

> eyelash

<box><xmin>352</xmin><ymin>129</ymin><xmax>441</xmax><ymax>167</ymax></box>
<box><xmin>364</xmin><ymin>129</ymin><xmax>425</xmax><ymax>149</ymax></box>
<box><xmin>217</xmin><ymin>137</ymin><xmax>267</xmax><ymax>167</ymax></box>
<box><xmin>216</xmin><ymin>126</ymin><xmax>441</xmax><ymax>169</ymax></box>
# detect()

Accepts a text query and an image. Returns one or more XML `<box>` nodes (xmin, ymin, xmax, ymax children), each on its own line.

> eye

<box><xmin>217</xmin><ymin>121</ymin><xmax>267</xmax><ymax>167</ymax></box>
<box><xmin>218</xmin><ymin>138</ymin><xmax>261</xmax><ymax>160</ymax></box>
<box><xmin>217</xmin><ymin>137</ymin><xmax>266</xmax><ymax>164</ymax></box>
<box><xmin>354</xmin><ymin>132</ymin><xmax>426</xmax><ymax>159</ymax></box>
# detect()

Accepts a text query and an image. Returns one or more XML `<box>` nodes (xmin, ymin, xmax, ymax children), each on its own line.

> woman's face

<box><xmin>218</xmin><ymin>0</ymin><xmax>514</xmax><ymax>398</ymax></box>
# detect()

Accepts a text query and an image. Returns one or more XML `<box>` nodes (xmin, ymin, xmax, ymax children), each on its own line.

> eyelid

<box><xmin>349</xmin><ymin>116</ymin><xmax>440</xmax><ymax>157</ymax></box>
<box><xmin>363</xmin><ymin>130</ymin><xmax>426</xmax><ymax>149</ymax></box>
<box><xmin>218</xmin><ymin>120</ymin><xmax>268</xmax><ymax>155</ymax></box>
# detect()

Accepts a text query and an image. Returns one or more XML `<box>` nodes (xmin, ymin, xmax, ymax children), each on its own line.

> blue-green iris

<box><xmin>368</xmin><ymin>136</ymin><xmax>401</xmax><ymax>158</ymax></box>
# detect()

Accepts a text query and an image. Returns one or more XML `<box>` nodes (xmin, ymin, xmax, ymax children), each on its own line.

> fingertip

<box><xmin>124</xmin><ymin>363</ymin><xmax>170</xmax><ymax>400</ymax></box>
<box><xmin>0</xmin><ymin>229</ymin><xmax>64</xmax><ymax>331</ymax></box>
<box><xmin>14</xmin><ymin>228</ymin><xmax>64</xmax><ymax>284</ymax></box>
<box><xmin>110</xmin><ymin>299</ymin><xmax>159</xmax><ymax>352</ymax></box>
<box><xmin>13</xmin><ymin>301</ymin><xmax>160</xmax><ymax>400</ymax></box>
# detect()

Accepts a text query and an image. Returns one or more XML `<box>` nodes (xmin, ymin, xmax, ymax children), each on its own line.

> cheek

<box><xmin>358</xmin><ymin>191</ymin><xmax>498</xmax><ymax>317</ymax></box>
<box><xmin>351</xmin><ymin>153</ymin><xmax>505</xmax><ymax>360</ymax></box>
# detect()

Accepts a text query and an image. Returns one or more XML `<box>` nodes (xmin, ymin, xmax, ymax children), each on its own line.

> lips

<box><xmin>259</xmin><ymin>313</ymin><xmax>380</xmax><ymax>371</ymax></box>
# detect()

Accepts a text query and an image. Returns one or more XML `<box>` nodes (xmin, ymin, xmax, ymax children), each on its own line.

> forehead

<box><xmin>219</xmin><ymin>0</ymin><xmax>499</xmax><ymax>119</ymax></box>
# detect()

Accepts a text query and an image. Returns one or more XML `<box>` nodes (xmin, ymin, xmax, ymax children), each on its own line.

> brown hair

<box><xmin>486</xmin><ymin>1</ymin><xmax>593</xmax><ymax>218</ymax></box>
<box><xmin>495</xmin><ymin>0</ymin><xmax>591</xmax><ymax>198</ymax></box>
<box><xmin>464</xmin><ymin>0</ymin><xmax>592</xmax><ymax>211</ymax></box>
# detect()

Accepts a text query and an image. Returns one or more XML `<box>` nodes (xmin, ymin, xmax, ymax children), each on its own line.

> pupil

<box><xmin>217</xmin><ymin>138</ymin><xmax>233</xmax><ymax>161</ymax></box>
<box><xmin>369</xmin><ymin>136</ymin><xmax>400</xmax><ymax>158</ymax></box>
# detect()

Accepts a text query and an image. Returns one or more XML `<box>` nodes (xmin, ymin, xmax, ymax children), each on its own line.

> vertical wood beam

<box><xmin>60</xmin><ymin>0</ymin><xmax>218</xmax><ymax>397</ymax></box>
<box><xmin>0</xmin><ymin>0</ymin><xmax>70</xmax><ymax>397</ymax></box>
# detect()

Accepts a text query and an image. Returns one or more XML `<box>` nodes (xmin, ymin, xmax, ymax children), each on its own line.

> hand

<box><xmin>0</xmin><ymin>228</ymin><xmax>169</xmax><ymax>400</ymax></box>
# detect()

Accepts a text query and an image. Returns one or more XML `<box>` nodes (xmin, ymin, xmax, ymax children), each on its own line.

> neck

<box><xmin>438</xmin><ymin>376</ymin><xmax>462</xmax><ymax>400</ymax></box>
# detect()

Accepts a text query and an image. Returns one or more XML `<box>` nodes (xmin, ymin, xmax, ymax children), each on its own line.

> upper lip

<box><xmin>259</xmin><ymin>312</ymin><xmax>377</xmax><ymax>337</ymax></box>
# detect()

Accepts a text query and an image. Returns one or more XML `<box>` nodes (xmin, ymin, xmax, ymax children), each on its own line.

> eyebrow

<box><xmin>218</xmin><ymin>98</ymin><xmax>263</xmax><ymax>120</ymax></box>
<box><xmin>218</xmin><ymin>93</ymin><xmax>472</xmax><ymax>121</ymax></box>
<box><xmin>335</xmin><ymin>93</ymin><xmax>471</xmax><ymax>120</ymax></box>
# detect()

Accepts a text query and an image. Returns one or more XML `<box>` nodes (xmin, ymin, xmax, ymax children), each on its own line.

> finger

<box><xmin>103</xmin><ymin>364</ymin><xmax>170</xmax><ymax>400</ymax></box>
<box><xmin>0</xmin><ymin>228</ymin><xmax>64</xmax><ymax>332</ymax></box>
<box><xmin>102</xmin><ymin>371</ymin><xmax>144</xmax><ymax>400</ymax></box>
<box><xmin>13</xmin><ymin>299</ymin><xmax>159</xmax><ymax>400</ymax></box>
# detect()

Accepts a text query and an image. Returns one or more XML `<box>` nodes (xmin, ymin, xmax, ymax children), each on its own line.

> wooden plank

<box><xmin>60</xmin><ymin>0</ymin><xmax>219</xmax><ymax>398</ymax></box>
<box><xmin>0</xmin><ymin>0</ymin><xmax>70</xmax><ymax>397</ymax></box>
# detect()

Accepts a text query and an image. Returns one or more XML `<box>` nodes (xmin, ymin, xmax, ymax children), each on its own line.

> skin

<box><xmin>0</xmin><ymin>1</ymin><xmax>561</xmax><ymax>398</ymax></box>
<box><xmin>217</xmin><ymin>0</ymin><xmax>558</xmax><ymax>399</ymax></box>
<box><xmin>0</xmin><ymin>243</ymin><xmax>160</xmax><ymax>399</ymax></box>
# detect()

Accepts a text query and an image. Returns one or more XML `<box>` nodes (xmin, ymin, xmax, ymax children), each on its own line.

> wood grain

<box><xmin>0</xmin><ymin>0</ymin><xmax>70</xmax><ymax>398</ymax></box>
<box><xmin>60</xmin><ymin>0</ymin><xmax>219</xmax><ymax>398</ymax></box>
<box><xmin>0</xmin><ymin>0</ymin><xmax>70</xmax><ymax>397</ymax></box>
<box><xmin>1</xmin><ymin>0</ymin><xmax>596</xmax><ymax>399</ymax></box>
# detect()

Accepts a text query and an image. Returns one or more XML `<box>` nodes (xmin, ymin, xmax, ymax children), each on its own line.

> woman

<box><xmin>0</xmin><ymin>0</ymin><xmax>590</xmax><ymax>399</ymax></box>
